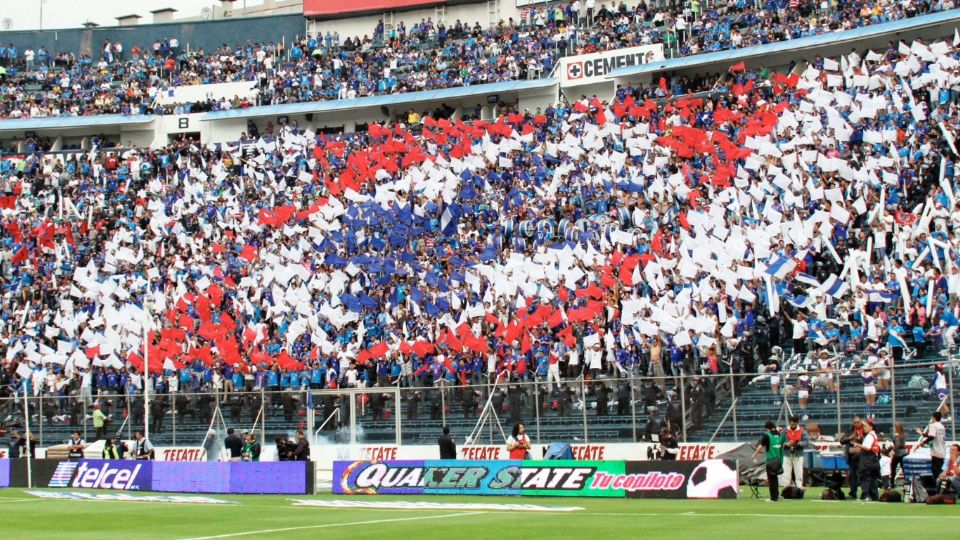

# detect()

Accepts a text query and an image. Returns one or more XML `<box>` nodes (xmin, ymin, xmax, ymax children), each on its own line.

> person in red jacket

<box><xmin>507</xmin><ymin>422</ymin><xmax>531</xmax><ymax>459</ymax></box>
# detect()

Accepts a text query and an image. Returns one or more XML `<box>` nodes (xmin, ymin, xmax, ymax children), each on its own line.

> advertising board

<box><xmin>558</xmin><ymin>45</ymin><xmax>664</xmax><ymax>87</ymax></box>
<box><xmin>332</xmin><ymin>459</ymin><xmax>738</xmax><ymax>499</ymax></box>
<box><xmin>1</xmin><ymin>459</ymin><xmax>311</xmax><ymax>495</ymax></box>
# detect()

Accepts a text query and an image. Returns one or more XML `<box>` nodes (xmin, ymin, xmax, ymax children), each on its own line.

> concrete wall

<box><xmin>0</xmin><ymin>14</ymin><xmax>306</xmax><ymax>56</ymax></box>
<box><xmin>306</xmin><ymin>3</ymin><xmax>524</xmax><ymax>41</ymax></box>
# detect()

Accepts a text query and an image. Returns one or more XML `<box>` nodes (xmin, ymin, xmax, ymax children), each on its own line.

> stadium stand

<box><xmin>0</xmin><ymin>1</ymin><xmax>951</xmax><ymax>118</ymax></box>
<box><xmin>1</xmin><ymin>2</ymin><xmax>959</xmax><ymax>457</ymax></box>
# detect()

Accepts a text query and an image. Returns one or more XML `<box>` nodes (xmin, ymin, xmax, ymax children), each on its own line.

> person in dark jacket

<box><xmin>292</xmin><ymin>429</ymin><xmax>310</xmax><ymax>461</ymax></box>
<box><xmin>643</xmin><ymin>407</ymin><xmax>665</xmax><ymax>442</ymax></box>
<box><xmin>438</xmin><ymin>425</ymin><xmax>456</xmax><ymax>459</ymax></box>
<box><xmin>224</xmin><ymin>427</ymin><xmax>244</xmax><ymax>462</ymax></box>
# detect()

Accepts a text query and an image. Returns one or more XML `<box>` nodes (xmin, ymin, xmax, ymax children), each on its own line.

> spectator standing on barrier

<box><xmin>293</xmin><ymin>430</ymin><xmax>310</xmax><ymax>461</ymax></box>
<box><xmin>225</xmin><ymin>428</ymin><xmax>244</xmax><ymax>462</ymax></box>
<box><xmin>67</xmin><ymin>431</ymin><xmax>86</xmax><ymax>459</ymax></box>
<box><xmin>507</xmin><ymin>423</ymin><xmax>532</xmax><ymax>459</ymax></box>
<box><xmin>752</xmin><ymin>420</ymin><xmax>785</xmax><ymax>502</ymax></box>
<box><xmin>855</xmin><ymin>419</ymin><xmax>881</xmax><ymax>501</ymax></box>
<box><xmin>92</xmin><ymin>402</ymin><xmax>107</xmax><ymax>441</ymax></box>
<box><xmin>242</xmin><ymin>433</ymin><xmax>261</xmax><ymax>462</ymax></box>
<box><xmin>132</xmin><ymin>431</ymin><xmax>154</xmax><ymax>460</ymax></box>
<box><xmin>439</xmin><ymin>425</ymin><xmax>457</xmax><ymax>459</ymax></box>
<box><xmin>915</xmin><ymin>411</ymin><xmax>947</xmax><ymax>477</ymax></box>
<box><xmin>782</xmin><ymin>416</ymin><xmax>808</xmax><ymax>488</ymax></box>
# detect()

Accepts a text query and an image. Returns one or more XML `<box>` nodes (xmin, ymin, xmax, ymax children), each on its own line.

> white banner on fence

<box><xmin>311</xmin><ymin>441</ymin><xmax>746</xmax><ymax>471</ymax></box>
<box><xmin>559</xmin><ymin>45</ymin><xmax>664</xmax><ymax>87</ymax></box>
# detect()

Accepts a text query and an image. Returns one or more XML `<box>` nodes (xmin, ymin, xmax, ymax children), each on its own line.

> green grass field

<box><xmin>2</xmin><ymin>487</ymin><xmax>958</xmax><ymax>539</ymax></box>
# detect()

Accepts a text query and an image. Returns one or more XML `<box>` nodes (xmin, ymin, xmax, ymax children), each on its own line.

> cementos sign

<box><xmin>71</xmin><ymin>460</ymin><xmax>152</xmax><ymax>491</ymax></box>
<box><xmin>559</xmin><ymin>45</ymin><xmax>664</xmax><ymax>87</ymax></box>
<box><xmin>332</xmin><ymin>459</ymin><xmax>738</xmax><ymax>499</ymax></box>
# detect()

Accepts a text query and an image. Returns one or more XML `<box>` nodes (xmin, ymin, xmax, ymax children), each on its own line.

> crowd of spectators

<box><xmin>0</xmin><ymin>23</ymin><xmax>959</xmax><ymax>446</ymax></box>
<box><xmin>0</xmin><ymin>0</ymin><xmax>952</xmax><ymax>119</ymax></box>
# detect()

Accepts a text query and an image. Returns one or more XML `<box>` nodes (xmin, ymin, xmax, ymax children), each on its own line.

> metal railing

<box><xmin>1</xmin><ymin>355</ymin><xmax>956</xmax><ymax>453</ymax></box>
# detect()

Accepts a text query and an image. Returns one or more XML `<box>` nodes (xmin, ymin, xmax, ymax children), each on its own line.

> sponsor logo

<box><xmin>559</xmin><ymin>45</ymin><xmax>664</xmax><ymax>87</ymax></box>
<box><xmin>571</xmin><ymin>445</ymin><xmax>605</xmax><ymax>460</ymax></box>
<box><xmin>159</xmin><ymin>448</ymin><xmax>205</xmax><ymax>461</ymax></box>
<box><xmin>341</xmin><ymin>461</ymin><xmax>597</xmax><ymax>493</ymax></box>
<box><xmin>677</xmin><ymin>444</ymin><xmax>717</xmax><ymax>461</ymax></box>
<box><xmin>72</xmin><ymin>461</ymin><xmax>149</xmax><ymax>491</ymax></box>
<box><xmin>48</xmin><ymin>462</ymin><xmax>78</xmax><ymax>488</ymax></box>
<box><xmin>460</xmin><ymin>447</ymin><xmax>501</xmax><ymax>460</ymax></box>
<box><xmin>590</xmin><ymin>471</ymin><xmax>685</xmax><ymax>492</ymax></box>
<box><xmin>361</xmin><ymin>446</ymin><xmax>398</xmax><ymax>461</ymax></box>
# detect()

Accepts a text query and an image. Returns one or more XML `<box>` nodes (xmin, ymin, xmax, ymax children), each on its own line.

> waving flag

<box><xmin>765</xmin><ymin>256</ymin><xmax>797</xmax><ymax>279</ymax></box>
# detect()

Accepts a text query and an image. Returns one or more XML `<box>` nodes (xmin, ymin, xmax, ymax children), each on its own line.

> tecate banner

<box><xmin>332</xmin><ymin>459</ymin><xmax>738</xmax><ymax>499</ymax></box>
<box><xmin>559</xmin><ymin>45</ymin><xmax>664</xmax><ymax>87</ymax></box>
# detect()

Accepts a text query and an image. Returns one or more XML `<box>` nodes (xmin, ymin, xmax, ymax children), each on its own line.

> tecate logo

<box><xmin>72</xmin><ymin>462</ymin><xmax>143</xmax><ymax>490</ymax></box>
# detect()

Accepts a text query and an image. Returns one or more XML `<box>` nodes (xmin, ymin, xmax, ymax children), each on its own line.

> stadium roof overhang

<box><xmin>201</xmin><ymin>78</ymin><xmax>559</xmax><ymax>122</ymax></box>
<box><xmin>0</xmin><ymin>115</ymin><xmax>155</xmax><ymax>133</ymax></box>
<box><xmin>608</xmin><ymin>8</ymin><xmax>960</xmax><ymax>82</ymax></box>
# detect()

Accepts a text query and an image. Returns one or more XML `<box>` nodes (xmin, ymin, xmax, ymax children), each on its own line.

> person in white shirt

<box><xmin>915</xmin><ymin>411</ymin><xmax>948</xmax><ymax>478</ymax></box>
<box><xmin>586</xmin><ymin>340</ymin><xmax>603</xmax><ymax>379</ymax></box>
<box><xmin>585</xmin><ymin>0</ymin><xmax>596</xmax><ymax>26</ymax></box>
<box><xmin>132</xmin><ymin>431</ymin><xmax>155</xmax><ymax>460</ymax></box>
<box><xmin>856</xmin><ymin>419</ymin><xmax>881</xmax><ymax>500</ymax></box>
<box><xmin>785</xmin><ymin>312</ymin><xmax>808</xmax><ymax>355</ymax></box>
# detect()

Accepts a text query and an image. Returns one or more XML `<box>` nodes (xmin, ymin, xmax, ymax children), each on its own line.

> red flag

<box><xmin>729</xmin><ymin>61</ymin><xmax>746</xmax><ymax>72</ymax></box>
<box><xmin>11</xmin><ymin>246</ymin><xmax>28</xmax><ymax>264</ymax></box>
<box><xmin>368</xmin><ymin>341</ymin><xmax>389</xmax><ymax>359</ymax></box>
<box><xmin>240</xmin><ymin>245</ymin><xmax>257</xmax><ymax>262</ymax></box>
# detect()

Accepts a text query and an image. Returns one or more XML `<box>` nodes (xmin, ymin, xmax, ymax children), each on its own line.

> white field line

<box><xmin>178</xmin><ymin>511</ymin><xmax>487</xmax><ymax>540</ymax></box>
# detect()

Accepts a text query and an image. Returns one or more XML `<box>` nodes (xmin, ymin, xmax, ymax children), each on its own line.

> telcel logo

<box><xmin>72</xmin><ymin>462</ymin><xmax>143</xmax><ymax>490</ymax></box>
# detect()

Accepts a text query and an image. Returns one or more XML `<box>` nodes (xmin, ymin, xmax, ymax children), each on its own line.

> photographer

<box><xmin>854</xmin><ymin>419</ymin><xmax>881</xmax><ymax>501</ymax></box>
<box><xmin>275</xmin><ymin>436</ymin><xmax>294</xmax><ymax>461</ymax></box>
<box><xmin>242</xmin><ymin>433</ymin><xmax>261</xmax><ymax>462</ymax></box>
<box><xmin>67</xmin><ymin>431</ymin><xmax>86</xmax><ymax>460</ymax></box>
<box><xmin>840</xmin><ymin>417</ymin><xmax>866</xmax><ymax>499</ymax></box>
<box><xmin>658</xmin><ymin>428</ymin><xmax>678</xmax><ymax>460</ymax></box>
<box><xmin>131</xmin><ymin>431</ymin><xmax>154</xmax><ymax>460</ymax></box>
<box><xmin>783</xmin><ymin>416</ymin><xmax>809</xmax><ymax>488</ymax></box>
<box><xmin>752</xmin><ymin>420</ymin><xmax>784</xmax><ymax>502</ymax></box>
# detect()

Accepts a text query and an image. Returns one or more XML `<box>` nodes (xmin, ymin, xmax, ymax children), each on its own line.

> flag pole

<box><xmin>143</xmin><ymin>303</ymin><xmax>150</xmax><ymax>442</ymax></box>
<box><xmin>23</xmin><ymin>382</ymin><xmax>33</xmax><ymax>488</ymax></box>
